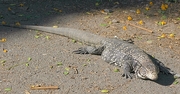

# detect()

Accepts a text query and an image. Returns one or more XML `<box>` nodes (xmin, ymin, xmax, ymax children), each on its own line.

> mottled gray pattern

<box><xmin>100</xmin><ymin>39</ymin><xmax>159</xmax><ymax>80</ymax></box>
<box><xmin>1</xmin><ymin>24</ymin><xmax>169</xmax><ymax>80</ymax></box>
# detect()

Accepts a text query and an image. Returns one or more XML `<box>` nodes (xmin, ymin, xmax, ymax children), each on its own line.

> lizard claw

<box><xmin>122</xmin><ymin>72</ymin><xmax>133</xmax><ymax>79</ymax></box>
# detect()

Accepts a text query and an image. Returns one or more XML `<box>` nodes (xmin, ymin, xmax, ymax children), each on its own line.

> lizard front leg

<box><xmin>121</xmin><ymin>60</ymin><xmax>135</xmax><ymax>79</ymax></box>
<box><xmin>73</xmin><ymin>46</ymin><xmax>104</xmax><ymax>55</ymax></box>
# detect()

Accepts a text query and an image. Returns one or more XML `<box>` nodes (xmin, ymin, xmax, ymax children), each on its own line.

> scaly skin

<box><xmin>101</xmin><ymin>39</ymin><xmax>159</xmax><ymax>80</ymax></box>
<box><xmin>1</xmin><ymin>24</ymin><xmax>173</xmax><ymax>80</ymax></box>
<box><xmin>74</xmin><ymin>38</ymin><xmax>159</xmax><ymax>80</ymax></box>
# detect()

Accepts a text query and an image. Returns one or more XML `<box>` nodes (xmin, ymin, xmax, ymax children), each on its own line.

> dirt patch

<box><xmin>0</xmin><ymin>0</ymin><xmax>180</xmax><ymax>94</ymax></box>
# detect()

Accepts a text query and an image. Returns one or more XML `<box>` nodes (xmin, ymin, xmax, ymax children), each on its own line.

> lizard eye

<box><xmin>137</xmin><ymin>67</ymin><xmax>147</xmax><ymax>79</ymax></box>
<box><xmin>138</xmin><ymin>64</ymin><xmax>159</xmax><ymax>80</ymax></box>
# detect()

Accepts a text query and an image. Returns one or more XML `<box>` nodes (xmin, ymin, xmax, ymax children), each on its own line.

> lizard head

<box><xmin>136</xmin><ymin>63</ymin><xmax>159</xmax><ymax>80</ymax></box>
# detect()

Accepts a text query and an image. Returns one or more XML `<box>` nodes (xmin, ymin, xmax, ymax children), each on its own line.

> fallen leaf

<box><xmin>86</xmin><ymin>12</ymin><xmax>91</xmax><ymax>15</ymax></box>
<box><xmin>53</xmin><ymin>25</ymin><xmax>58</xmax><ymax>28</ymax></box>
<box><xmin>1</xmin><ymin>60</ymin><xmax>6</xmax><ymax>66</ymax></box>
<box><xmin>95</xmin><ymin>2</ymin><xmax>99</xmax><ymax>6</ymax></box>
<box><xmin>101</xmin><ymin>89</ymin><xmax>109</xmax><ymax>93</ymax></box>
<box><xmin>63</xmin><ymin>71</ymin><xmax>69</xmax><ymax>75</ymax></box>
<box><xmin>112</xmin><ymin>19</ymin><xmax>119</xmax><ymax>23</ymax></box>
<box><xmin>100</xmin><ymin>10</ymin><xmax>107</xmax><ymax>14</ymax></box>
<box><xmin>4</xmin><ymin>88</ymin><xmax>11</xmax><ymax>91</ymax></box>
<box><xmin>35</xmin><ymin>35</ymin><xmax>39</xmax><ymax>38</ymax></box>
<box><xmin>100</xmin><ymin>23</ymin><xmax>107</xmax><ymax>27</ymax></box>
<box><xmin>10</xmin><ymin>3</ymin><xmax>16</xmax><ymax>6</ymax></box>
<box><xmin>65</xmin><ymin>67</ymin><xmax>70</xmax><ymax>71</ymax></box>
<box><xmin>57</xmin><ymin>62</ymin><xmax>63</xmax><ymax>66</ymax></box>
<box><xmin>173</xmin><ymin>79</ymin><xmax>179</xmax><ymax>84</ymax></box>
<box><xmin>104</xmin><ymin>16</ymin><xmax>110</xmax><ymax>19</ymax></box>
<box><xmin>83</xmin><ymin>64</ymin><xmax>87</xmax><ymax>66</ymax></box>
<box><xmin>1</xmin><ymin>60</ymin><xmax>6</xmax><ymax>63</ymax></box>
<box><xmin>45</xmin><ymin>36</ymin><xmax>49</xmax><ymax>39</ymax></box>
<box><xmin>108</xmin><ymin>21</ymin><xmax>112</xmax><ymax>24</ymax></box>
<box><xmin>114</xmin><ymin>2</ymin><xmax>119</xmax><ymax>4</ymax></box>
<box><xmin>18</xmin><ymin>14</ymin><xmax>24</xmax><ymax>17</ymax></box>
<box><xmin>25</xmin><ymin>63</ymin><xmax>29</xmax><ymax>66</ymax></box>
<box><xmin>53</xmin><ymin>8</ymin><xmax>59</xmax><ymax>11</ymax></box>
<box><xmin>72</xmin><ymin>39</ymin><xmax>76</xmax><ymax>43</ymax></box>
<box><xmin>19</xmin><ymin>3</ymin><xmax>24</xmax><ymax>7</ymax></box>
<box><xmin>146</xmin><ymin>40</ymin><xmax>153</xmax><ymax>44</ymax></box>
<box><xmin>28</xmin><ymin>57</ymin><xmax>32</xmax><ymax>61</ymax></box>
<box><xmin>113</xmin><ymin>68</ymin><xmax>119</xmax><ymax>72</ymax></box>
<box><xmin>50</xmin><ymin>66</ymin><xmax>53</xmax><ymax>69</ymax></box>
<box><xmin>59</xmin><ymin>10</ymin><xmax>62</xmax><ymax>12</ymax></box>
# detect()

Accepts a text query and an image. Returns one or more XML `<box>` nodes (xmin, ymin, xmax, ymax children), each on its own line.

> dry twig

<box><xmin>126</xmin><ymin>22</ymin><xmax>153</xmax><ymax>33</ymax></box>
<box><xmin>31</xmin><ymin>86</ymin><xmax>59</xmax><ymax>90</ymax></box>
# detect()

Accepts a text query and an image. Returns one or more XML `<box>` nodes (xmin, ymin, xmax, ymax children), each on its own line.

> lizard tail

<box><xmin>2</xmin><ymin>24</ymin><xmax>105</xmax><ymax>44</ymax></box>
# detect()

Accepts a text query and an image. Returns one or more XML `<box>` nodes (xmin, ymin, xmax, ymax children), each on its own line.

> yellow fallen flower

<box><xmin>169</xmin><ymin>33</ymin><xmax>175</xmax><ymax>38</ymax></box>
<box><xmin>3</xmin><ymin>49</ymin><xmax>8</xmax><ymax>53</ymax></box>
<box><xmin>149</xmin><ymin>2</ymin><xmax>153</xmax><ymax>6</ymax></box>
<box><xmin>136</xmin><ymin>9</ymin><xmax>141</xmax><ymax>14</ymax></box>
<box><xmin>19</xmin><ymin>3</ymin><xmax>24</xmax><ymax>7</ymax></box>
<box><xmin>145</xmin><ymin>7</ymin><xmax>150</xmax><ymax>10</ymax></box>
<box><xmin>158</xmin><ymin>33</ymin><xmax>166</xmax><ymax>39</ymax></box>
<box><xmin>15</xmin><ymin>22</ymin><xmax>21</xmax><ymax>26</ymax></box>
<box><xmin>127</xmin><ymin>16</ymin><xmax>132</xmax><ymax>21</ymax></box>
<box><xmin>8</xmin><ymin>7</ymin><xmax>11</xmax><ymax>11</ymax></box>
<box><xmin>1</xmin><ymin>21</ymin><xmax>6</xmax><ymax>25</ymax></box>
<box><xmin>161</xmin><ymin>4</ymin><xmax>168</xmax><ymax>10</ymax></box>
<box><xmin>138</xmin><ymin>20</ymin><xmax>144</xmax><ymax>25</ymax></box>
<box><xmin>0</xmin><ymin>38</ymin><xmax>6</xmax><ymax>42</ymax></box>
<box><xmin>161</xmin><ymin>21</ymin><xmax>166</xmax><ymax>25</ymax></box>
<box><xmin>123</xmin><ymin>26</ymin><xmax>127</xmax><ymax>30</ymax></box>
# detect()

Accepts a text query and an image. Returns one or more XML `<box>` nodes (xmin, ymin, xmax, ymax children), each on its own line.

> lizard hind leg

<box><xmin>73</xmin><ymin>46</ymin><xmax>104</xmax><ymax>55</ymax></box>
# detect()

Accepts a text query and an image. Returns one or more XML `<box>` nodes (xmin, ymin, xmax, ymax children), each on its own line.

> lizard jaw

<box><xmin>137</xmin><ymin>72</ymin><xmax>158</xmax><ymax>80</ymax></box>
<box><xmin>146</xmin><ymin>72</ymin><xmax>158</xmax><ymax>80</ymax></box>
<box><xmin>136</xmin><ymin>66</ymin><xmax>159</xmax><ymax>80</ymax></box>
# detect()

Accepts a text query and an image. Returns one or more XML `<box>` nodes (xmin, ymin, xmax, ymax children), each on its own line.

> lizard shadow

<box><xmin>148</xmin><ymin>55</ymin><xmax>175</xmax><ymax>86</ymax></box>
<box><xmin>154</xmin><ymin>73</ymin><xmax>175</xmax><ymax>86</ymax></box>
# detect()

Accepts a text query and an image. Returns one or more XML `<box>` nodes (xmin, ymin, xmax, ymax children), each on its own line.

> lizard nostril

<box><xmin>147</xmin><ymin>73</ymin><xmax>158</xmax><ymax>80</ymax></box>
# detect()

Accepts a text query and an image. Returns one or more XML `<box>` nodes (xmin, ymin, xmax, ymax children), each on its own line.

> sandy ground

<box><xmin>0</xmin><ymin>0</ymin><xmax>180</xmax><ymax>94</ymax></box>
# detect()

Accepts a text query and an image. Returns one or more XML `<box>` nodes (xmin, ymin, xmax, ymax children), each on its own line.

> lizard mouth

<box><xmin>146</xmin><ymin>72</ymin><xmax>158</xmax><ymax>80</ymax></box>
<box><xmin>137</xmin><ymin>69</ymin><xmax>158</xmax><ymax>80</ymax></box>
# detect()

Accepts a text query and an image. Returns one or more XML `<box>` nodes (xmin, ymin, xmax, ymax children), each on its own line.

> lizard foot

<box><xmin>122</xmin><ymin>72</ymin><xmax>134</xmax><ymax>79</ymax></box>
